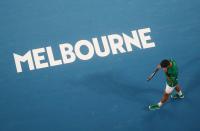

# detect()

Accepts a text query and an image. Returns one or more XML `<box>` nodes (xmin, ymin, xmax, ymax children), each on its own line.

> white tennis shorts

<box><xmin>165</xmin><ymin>83</ymin><xmax>175</xmax><ymax>94</ymax></box>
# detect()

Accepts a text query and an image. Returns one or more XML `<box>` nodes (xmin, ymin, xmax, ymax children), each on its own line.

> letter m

<box><xmin>13</xmin><ymin>51</ymin><xmax>35</xmax><ymax>73</ymax></box>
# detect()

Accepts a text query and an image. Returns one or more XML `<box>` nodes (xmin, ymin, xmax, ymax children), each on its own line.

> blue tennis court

<box><xmin>0</xmin><ymin>0</ymin><xmax>200</xmax><ymax>130</ymax></box>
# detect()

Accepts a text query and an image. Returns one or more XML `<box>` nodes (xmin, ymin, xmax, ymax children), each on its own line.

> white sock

<box><xmin>177</xmin><ymin>90</ymin><xmax>183</xmax><ymax>96</ymax></box>
<box><xmin>158</xmin><ymin>102</ymin><xmax>163</xmax><ymax>107</ymax></box>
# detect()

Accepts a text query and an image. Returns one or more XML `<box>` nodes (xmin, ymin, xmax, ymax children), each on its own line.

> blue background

<box><xmin>0</xmin><ymin>0</ymin><xmax>200</xmax><ymax>130</ymax></box>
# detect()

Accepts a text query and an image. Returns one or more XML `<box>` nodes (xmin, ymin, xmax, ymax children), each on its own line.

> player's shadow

<box><xmin>72</xmin><ymin>70</ymin><xmax>160</xmax><ymax>104</ymax></box>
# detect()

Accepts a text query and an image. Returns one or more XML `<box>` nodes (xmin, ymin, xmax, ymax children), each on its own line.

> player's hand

<box><xmin>157</xmin><ymin>64</ymin><xmax>161</xmax><ymax>69</ymax></box>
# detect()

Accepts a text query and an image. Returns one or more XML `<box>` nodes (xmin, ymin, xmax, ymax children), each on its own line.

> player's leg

<box><xmin>149</xmin><ymin>84</ymin><xmax>174</xmax><ymax>110</ymax></box>
<box><xmin>175</xmin><ymin>84</ymin><xmax>181</xmax><ymax>92</ymax></box>
<box><xmin>149</xmin><ymin>92</ymin><xmax>170</xmax><ymax>110</ymax></box>
<box><xmin>158</xmin><ymin>84</ymin><xmax>174</xmax><ymax>107</ymax></box>
<box><xmin>171</xmin><ymin>84</ymin><xmax>184</xmax><ymax>99</ymax></box>
<box><xmin>159</xmin><ymin>92</ymin><xmax>170</xmax><ymax>106</ymax></box>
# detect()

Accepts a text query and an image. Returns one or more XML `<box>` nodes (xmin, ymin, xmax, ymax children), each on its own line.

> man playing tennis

<box><xmin>148</xmin><ymin>59</ymin><xmax>184</xmax><ymax>110</ymax></box>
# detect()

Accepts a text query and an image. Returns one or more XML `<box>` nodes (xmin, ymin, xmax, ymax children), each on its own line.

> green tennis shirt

<box><xmin>165</xmin><ymin>59</ymin><xmax>178</xmax><ymax>87</ymax></box>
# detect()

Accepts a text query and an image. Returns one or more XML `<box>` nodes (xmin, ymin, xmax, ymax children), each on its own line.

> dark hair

<box><xmin>160</xmin><ymin>59</ymin><xmax>170</xmax><ymax>68</ymax></box>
